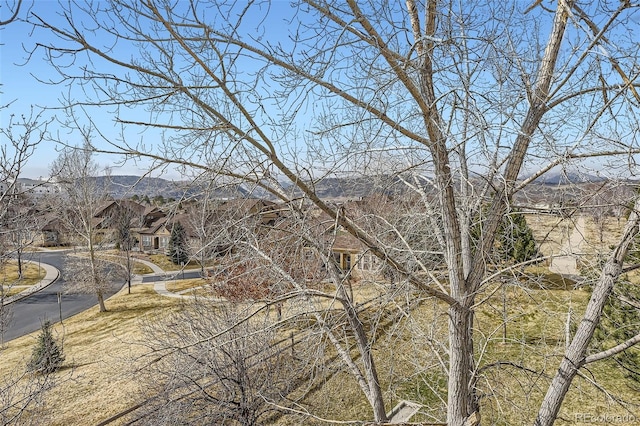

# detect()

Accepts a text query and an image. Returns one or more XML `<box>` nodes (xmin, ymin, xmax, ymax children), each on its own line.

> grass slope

<box><xmin>2</xmin><ymin>215</ymin><xmax>639</xmax><ymax>425</ymax></box>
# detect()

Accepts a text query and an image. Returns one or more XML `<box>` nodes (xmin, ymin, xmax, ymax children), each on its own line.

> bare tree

<box><xmin>107</xmin><ymin>199</ymin><xmax>143</xmax><ymax>294</ymax></box>
<box><xmin>0</xmin><ymin>369</ymin><xmax>55</xmax><ymax>426</ymax></box>
<box><xmin>0</xmin><ymin>111</ymin><xmax>54</xmax><ymax>423</ymax></box>
<box><xmin>0</xmin><ymin>111</ymin><xmax>48</xmax><ymax>249</ymax></box>
<box><xmin>25</xmin><ymin>1</ymin><xmax>640</xmax><ymax>425</ymax></box>
<box><xmin>134</xmin><ymin>302</ymin><xmax>298</xmax><ymax>426</ymax></box>
<box><xmin>0</xmin><ymin>0</ymin><xmax>23</xmax><ymax>27</ymax></box>
<box><xmin>51</xmin><ymin>140</ymin><xmax>116</xmax><ymax>312</ymax></box>
<box><xmin>200</xmin><ymin>199</ymin><xmax>394</xmax><ymax>422</ymax></box>
<box><xmin>184</xmin><ymin>179</ymin><xmax>231</xmax><ymax>276</ymax></box>
<box><xmin>0</xmin><ymin>286</ymin><xmax>13</xmax><ymax>349</ymax></box>
<box><xmin>0</xmin><ymin>110</ymin><xmax>47</xmax><ymax>346</ymax></box>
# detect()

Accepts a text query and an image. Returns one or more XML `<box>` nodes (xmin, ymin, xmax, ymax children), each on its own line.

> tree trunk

<box><xmin>341</xmin><ymin>296</ymin><xmax>388</xmax><ymax>422</ymax></box>
<box><xmin>97</xmin><ymin>290</ymin><xmax>107</xmax><ymax>313</ymax></box>
<box><xmin>535</xmin><ymin>201</ymin><xmax>640</xmax><ymax>425</ymax></box>
<box><xmin>448</xmin><ymin>303</ymin><xmax>478</xmax><ymax>426</ymax></box>
<box><xmin>335</xmin><ymin>272</ymin><xmax>388</xmax><ymax>422</ymax></box>
<box><xmin>535</xmin><ymin>261</ymin><xmax>620</xmax><ymax>425</ymax></box>
<box><xmin>17</xmin><ymin>252</ymin><xmax>23</xmax><ymax>279</ymax></box>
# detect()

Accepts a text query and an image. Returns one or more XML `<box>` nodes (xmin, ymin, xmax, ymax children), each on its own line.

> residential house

<box><xmin>135</xmin><ymin>206</ymin><xmax>173</xmax><ymax>252</ymax></box>
<box><xmin>215</xmin><ymin>198</ymin><xmax>280</xmax><ymax>226</ymax></box>
<box><xmin>300</xmin><ymin>205</ymin><xmax>383</xmax><ymax>280</ymax></box>
<box><xmin>93</xmin><ymin>200</ymin><xmax>146</xmax><ymax>228</ymax></box>
<box><xmin>138</xmin><ymin>215</ymin><xmax>170</xmax><ymax>253</ymax></box>
<box><xmin>139</xmin><ymin>199</ymin><xmax>285</xmax><ymax>259</ymax></box>
<box><xmin>10</xmin><ymin>207</ymin><xmax>73</xmax><ymax>247</ymax></box>
<box><xmin>37</xmin><ymin>213</ymin><xmax>70</xmax><ymax>246</ymax></box>
<box><xmin>91</xmin><ymin>199</ymin><xmax>147</xmax><ymax>246</ymax></box>
<box><xmin>16</xmin><ymin>178</ymin><xmax>61</xmax><ymax>197</ymax></box>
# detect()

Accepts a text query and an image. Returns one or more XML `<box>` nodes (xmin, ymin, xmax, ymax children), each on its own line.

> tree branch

<box><xmin>584</xmin><ymin>333</ymin><xmax>640</xmax><ymax>365</ymax></box>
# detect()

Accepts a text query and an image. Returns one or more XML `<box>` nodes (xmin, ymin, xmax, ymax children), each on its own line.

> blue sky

<box><xmin>1</xmin><ymin>2</ymin><xmax>65</xmax><ymax>178</ymax></box>
<box><xmin>2</xmin><ymin>1</ymin><xmax>640</xmax><ymax>181</ymax></box>
<box><xmin>1</xmin><ymin>0</ymin><xmax>298</xmax><ymax>180</ymax></box>
<box><xmin>1</xmin><ymin>1</ymin><xmax>200</xmax><ymax>179</ymax></box>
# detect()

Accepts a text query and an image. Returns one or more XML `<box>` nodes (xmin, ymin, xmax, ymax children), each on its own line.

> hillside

<box><xmin>93</xmin><ymin>174</ymin><xmax>639</xmax><ymax>210</ymax></box>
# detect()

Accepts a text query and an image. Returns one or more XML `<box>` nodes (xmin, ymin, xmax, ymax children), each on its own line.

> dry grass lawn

<box><xmin>3</xmin><ymin>215</ymin><xmax>639</xmax><ymax>425</ymax></box>
<box><xmin>527</xmin><ymin>213</ymin><xmax>628</xmax><ymax>266</ymax></box>
<box><xmin>1</xmin><ymin>285</ymin><xmax>182</xmax><ymax>426</ymax></box>
<box><xmin>148</xmin><ymin>253</ymin><xmax>200</xmax><ymax>271</ymax></box>
<box><xmin>3</xmin><ymin>277</ymin><xmax>639</xmax><ymax>425</ymax></box>
<box><xmin>0</xmin><ymin>261</ymin><xmax>44</xmax><ymax>296</ymax></box>
<box><xmin>525</xmin><ymin>213</ymin><xmax>571</xmax><ymax>258</ymax></box>
<box><xmin>165</xmin><ymin>277</ymin><xmax>207</xmax><ymax>293</ymax></box>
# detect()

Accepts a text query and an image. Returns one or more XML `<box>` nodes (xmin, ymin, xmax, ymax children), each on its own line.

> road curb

<box><xmin>3</xmin><ymin>260</ymin><xmax>60</xmax><ymax>305</ymax></box>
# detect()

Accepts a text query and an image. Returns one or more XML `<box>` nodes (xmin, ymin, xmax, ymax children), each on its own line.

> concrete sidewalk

<box><xmin>549</xmin><ymin>215</ymin><xmax>586</xmax><ymax>283</ymax></box>
<box><xmin>3</xmin><ymin>259</ymin><xmax>60</xmax><ymax>305</ymax></box>
<box><xmin>127</xmin><ymin>259</ymin><xmax>187</xmax><ymax>299</ymax></box>
<box><xmin>3</xmin><ymin>253</ymin><xmax>208</xmax><ymax>304</ymax></box>
<box><xmin>132</xmin><ymin>260</ymin><xmax>227</xmax><ymax>302</ymax></box>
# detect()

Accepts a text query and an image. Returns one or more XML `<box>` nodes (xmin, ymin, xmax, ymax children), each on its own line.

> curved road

<box><xmin>4</xmin><ymin>251</ymin><xmax>122</xmax><ymax>342</ymax></box>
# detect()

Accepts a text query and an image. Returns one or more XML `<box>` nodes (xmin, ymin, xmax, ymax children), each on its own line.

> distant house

<box><xmin>137</xmin><ymin>211</ymin><xmax>198</xmax><ymax>254</ymax></box>
<box><xmin>16</xmin><ymin>178</ymin><xmax>61</xmax><ymax>197</ymax></box>
<box><xmin>25</xmin><ymin>210</ymin><xmax>73</xmax><ymax>247</ymax></box>
<box><xmin>215</xmin><ymin>198</ymin><xmax>280</xmax><ymax>226</ymax></box>
<box><xmin>331</xmin><ymin>232</ymin><xmax>380</xmax><ymax>277</ymax></box>
<box><xmin>304</xmin><ymin>207</ymin><xmax>383</xmax><ymax>280</ymax></box>
<box><xmin>141</xmin><ymin>206</ymin><xmax>166</xmax><ymax>227</ymax></box>
<box><xmin>135</xmin><ymin>198</ymin><xmax>283</xmax><ymax>256</ymax></box>
<box><xmin>37</xmin><ymin>214</ymin><xmax>70</xmax><ymax>246</ymax></box>
<box><xmin>77</xmin><ymin>195</ymin><xmax>389</xmax><ymax>280</ymax></box>
<box><xmin>138</xmin><ymin>215</ymin><xmax>170</xmax><ymax>253</ymax></box>
<box><xmin>93</xmin><ymin>199</ymin><xmax>146</xmax><ymax>230</ymax></box>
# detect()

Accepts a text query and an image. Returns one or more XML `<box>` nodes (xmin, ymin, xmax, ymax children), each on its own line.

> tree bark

<box><xmin>448</xmin><ymin>303</ymin><xmax>478</xmax><ymax>426</ymax></box>
<box><xmin>337</xmin><ymin>283</ymin><xmax>388</xmax><ymax>423</ymax></box>
<box><xmin>97</xmin><ymin>290</ymin><xmax>107</xmax><ymax>313</ymax></box>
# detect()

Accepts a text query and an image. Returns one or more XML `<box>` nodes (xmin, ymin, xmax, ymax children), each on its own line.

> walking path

<box><xmin>129</xmin><ymin>257</ymin><xmax>208</xmax><ymax>299</ymax></box>
<box><xmin>4</xmin><ymin>253</ymin><xmax>205</xmax><ymax>305</ymax></box>
<box><xmin>549</xmin><ymin>215</ymin><xmax>587</xmax><ymax>277</ymax></box>
<box><xmin>2</xmin><ymin>259</ymin><xmax>59</xmax><ymax>305</ymax></box>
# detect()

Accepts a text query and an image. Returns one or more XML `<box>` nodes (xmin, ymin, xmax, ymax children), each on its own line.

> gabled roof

<box><xmin>139</xmin><ymin>216</ymin><xmax>169</xmax><ymax>235</ymax></box>
<box><xmin>143</xmin><ymin>206</ymin><xmax>165</xmax><ymax>217</ymax></box>
<box><xmin>93</xmin><ymin>199</ymin><xmax>146</xmax><ymax>218</ymax></box>
<box><xmin>215</xmin><ymin>198</ymin><xmax>279</xmax><ymax>220</ymax></box>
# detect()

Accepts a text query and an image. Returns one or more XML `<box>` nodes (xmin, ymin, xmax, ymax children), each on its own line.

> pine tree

<box><xmin>27</xmin><ymin>320</ymin><xmax>65</xmax><ymax>374</ymax></box>
<box><xmin>168</xmin><ymin>222</ymin><xmax>189</xmax><ymax>265</ymax></box>
<box><xmin>594</xmin><ymin>279</ymin><xmax>640</xmax><ymax>383</ymax></box>
<box><xmin>500</xmin><ymin>210</ymin><xmax>540</xmax><ymax>263</ymax></box>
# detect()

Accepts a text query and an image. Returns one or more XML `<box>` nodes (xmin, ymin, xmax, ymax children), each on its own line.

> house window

<box><xmin>303</xmin><ymin>248</ymin><xmax>316</xmax><ymax>262</ymax></box>
<box><xmin>142</xmin><ymin>235</ymin><xmax>151</xmax><ymax>247</ymax></box>
<box><xmin>332</xmin><ymin>252</ymin><xmax>342</xmax><ymax>270</ymax></box>
<box><xmin>159</xmin><ymin>236</ymin><xmax>169</xmax><ymax>248</ymax></box>
<box><xmin>360</xmin><ymin>253</ymin><xmax>370</xmax><ymax>271</ymax></box>
<box><xmin>344</xmin><ymin>254</ymin><xmax>351</xmax><ymax>270</ymax></box>
<box><xmin>44</xmin><ymin>231</ymin><xmax>58</xmax><ymax>243</ymax></box>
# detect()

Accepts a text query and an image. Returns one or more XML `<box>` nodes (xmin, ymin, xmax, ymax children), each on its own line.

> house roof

<box><xmin>138</xmin><ymin>216</ymin><xmax>169</xmax><ymax>235</ymax></box>
<box><xmin>93</xmin><ymin>199</ymin><xmax>146</xmax><ymax>218</ymax></box>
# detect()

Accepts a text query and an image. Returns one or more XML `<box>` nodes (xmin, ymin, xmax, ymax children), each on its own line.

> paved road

<box><xmin>4</xmin><ymin>251</ymin><xmax>122</xmax><ymax>342</ymax></box>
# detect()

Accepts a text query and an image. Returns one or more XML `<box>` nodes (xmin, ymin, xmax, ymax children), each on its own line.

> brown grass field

<box><xmin>0</xmin><ymin>261</ymin><xmax>44</xmax><ymax>297</ymax></box>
